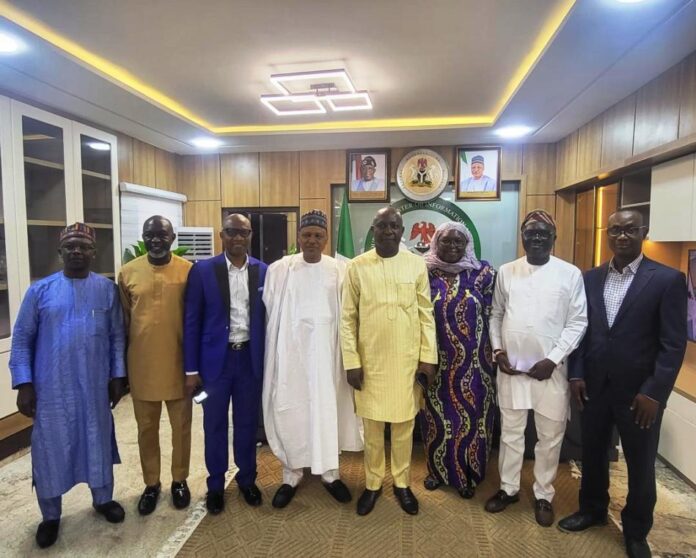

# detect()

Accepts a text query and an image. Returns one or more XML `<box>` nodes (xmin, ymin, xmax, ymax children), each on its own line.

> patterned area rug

<box><xmin>178</xmin><ymin>445</ymin><xmax>625</xmax><ymax>557</ymax></box>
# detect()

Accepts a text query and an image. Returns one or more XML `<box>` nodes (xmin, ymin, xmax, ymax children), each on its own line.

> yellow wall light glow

<box><xmin>0</xmin><ymin>0</ymin><xmax>576</xmax><ymax>135</ymax></box>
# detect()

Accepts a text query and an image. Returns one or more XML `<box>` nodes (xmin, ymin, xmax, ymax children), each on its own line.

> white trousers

<box><xmin>283</xmin><ymin>466</ymin><xmax>340</xmax><ymax>487</ymax></box>
<box><xmin>498</xmin><ymin>407</ymin><xmax>566</xmax><ymax>502</ymax></box>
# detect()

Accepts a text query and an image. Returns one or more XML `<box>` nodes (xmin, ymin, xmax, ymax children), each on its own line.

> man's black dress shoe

<box><xmin>356</xmin><ymin>487</ymin><xmax>382</xmax><ymax>516</ymax></box>
<box><xmin>323</xmin><ymin>480</ymin><xmax>352</xmax><ymax>503</ymax></box>
<box><xmin>484</xmin><ymin>490</ymin><xmax>519</xmax><ymax>513</ymax></box>
<box><xmin>393</xmin><ymin>486</ymin><xmax>419</xmax><ymax>515</ymax></box>
<box><xmin>171</xmin><ymin>480</ymin><xmax>191</xmax><ymax>509</ymax></box>
<box><xmin>138</xmin><ymin>483</ymin><xmax>161</xmax><ymax>516</ymax></box>
<box><xmin>239</xmin><ymin>484</ymin><xmax>263</xmax><ymax>506</ymax></box>
<box><xmin>557</xmin><ymin>511</ymin><xmax>608</xmax><ymax>532</ymax></box>
<box><xmin>272</xmin><ymin>484</ymin><xmax>296</xmax><ymax>508</ymax></box>
<box><xmin>206</xmin><ymin>491</ymin><xmax>225</xmax><ymax>515</ymax></box>
<box><xmin>625</xmin><ymin>537</ymin><xmax>651</xmax><ymax>558</ymax></box>
<box><xmin>35</xmin><ymin>520</ymin><xmax>60</xmax><ymax>548</ymax></box>
<box><xmin>93</xmin><ymin>500</ymin><xmax>126</xmax><ymax>523</ymax></box>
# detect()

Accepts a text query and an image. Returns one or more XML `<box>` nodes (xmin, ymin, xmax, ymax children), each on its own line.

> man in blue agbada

<box><xmin>9</xmin><ymin>223</ymin><xmax>128</xmax><ymax>549</ymax></box>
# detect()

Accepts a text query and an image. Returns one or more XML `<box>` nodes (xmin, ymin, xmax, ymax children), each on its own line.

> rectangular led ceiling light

<box><xmin>260</xmin><ymin>94</ymin><xmax>327</xmax><ymax>116</ymax></box>
<box><xmin>270</xmin><ymin>69</ymin><xmax>355</xmax><ymax>95</ymax></box>
<box><xmin>324</xmin><ymin>91</ymin><xmax>372</xmax><ymax>112</ymax></box>
<box><xmin>262</xmin><ymin>69</ymin><xmax>371</xmax><ymax>116</ymax></box>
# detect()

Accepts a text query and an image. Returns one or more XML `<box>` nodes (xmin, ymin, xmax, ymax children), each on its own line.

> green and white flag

<box><xmin>336</xmin><ymin>190</ymin><xmax>355</xmax><ymax>262</ymax></box>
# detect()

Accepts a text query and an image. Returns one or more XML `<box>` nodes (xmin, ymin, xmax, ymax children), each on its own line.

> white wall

<box><xmin>659</xmin><ymin>391</ymin><xmax>696</xmax><ymax>484</ymax></box>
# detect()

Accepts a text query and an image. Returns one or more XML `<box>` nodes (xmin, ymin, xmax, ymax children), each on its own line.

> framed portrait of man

<box><xmin>347</xmin><ymin>149</ymin><xmax>390</xmax><ymax>203</ymax></box>
<box><xmin>455</xmin><ymin>146</ymin><xmax>501</xmax><ymax>201</ymax></box>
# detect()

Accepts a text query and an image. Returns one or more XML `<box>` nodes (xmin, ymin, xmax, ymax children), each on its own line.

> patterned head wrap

<box><xmin>424</xmin><ymin>221</ymin><xmax>481</xmax><ymax>273</ymax></box>
<box><xmin>60</xmin><ymin>222</ymin><xmax>96</xmax><ymax>244</ymax></box>
<box><xmin>300</xmin><ymin>209</ymin><xmax>328</xmax><ymax>230</ymax></box>
<box><xmin>521</xmin><ymin>209</ymin><xmax>556</xmax><ymax>231</ymax></box>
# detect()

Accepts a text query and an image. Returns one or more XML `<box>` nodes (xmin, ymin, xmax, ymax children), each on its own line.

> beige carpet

<box><xmin>178</xmin><ymin>446</ymin><xmax>626</xmax><ymax>558</ymax></box>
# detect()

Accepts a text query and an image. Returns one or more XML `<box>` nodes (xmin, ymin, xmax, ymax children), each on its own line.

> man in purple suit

<box><xmin>184</xmin><ymin>213</ymin><xmax>268</xmax><ymax>514</ymax></box>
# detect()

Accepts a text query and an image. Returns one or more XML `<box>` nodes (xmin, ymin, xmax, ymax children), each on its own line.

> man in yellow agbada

<box><xmin>341</xmin><ymin>207</ymin><xmax>437</xmax><ymax>516</ymax></box>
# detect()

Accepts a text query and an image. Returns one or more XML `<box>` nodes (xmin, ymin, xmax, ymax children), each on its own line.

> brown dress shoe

<box><xmin>534</xmin><ymin>499</ymin><xmax>554</xmax><ymax>527</ymax></box>
<box><xmin>484</xmin><ymin>490</ymin><xmax>519</xmax><ymax>513</ymax></box>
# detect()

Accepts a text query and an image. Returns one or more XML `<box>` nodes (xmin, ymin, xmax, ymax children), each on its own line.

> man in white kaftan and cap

<box><xmin>485</xmin><ymin>209</ymin><xmax>587</xmax><ymax>528</ymax></box>
<box><xmin>263</xmin><ymin>210</ymin><xmax>363</xmax><ymax>509</ymax></box>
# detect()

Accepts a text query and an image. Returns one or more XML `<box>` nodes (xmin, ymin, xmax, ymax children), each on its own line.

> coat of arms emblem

<box><xmin>396</xmin><ymin>149</ymin><xmax>449</xmax><ymax>202</ymax></box>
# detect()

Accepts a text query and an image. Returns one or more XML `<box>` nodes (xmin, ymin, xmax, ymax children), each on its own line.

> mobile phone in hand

<box><xmin>192</xmin><ymin>386</ymin><xmax>208</xmax><ymax>404</ymax></box>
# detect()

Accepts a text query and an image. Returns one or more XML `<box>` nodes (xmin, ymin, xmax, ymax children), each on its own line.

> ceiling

<box><xmin>0</xmin><ymin>0</ymin><xmax>695</xmax><ymax>154</ymax></box>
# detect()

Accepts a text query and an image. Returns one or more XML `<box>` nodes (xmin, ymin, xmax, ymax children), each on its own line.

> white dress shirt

<box><xmin>603</xmin><ymin>254</ymin><xmax>643</xmax><ymax>328</ymax></box>
<box><xmin>226</xmin><ymin>254</ymin><xmax>250</xmax><ymax>342</ymax></box>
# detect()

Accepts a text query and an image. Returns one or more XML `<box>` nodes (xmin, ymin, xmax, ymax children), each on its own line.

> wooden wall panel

<box><xmin>116</xmin><ymin>133</ymin><xmax>133</xmax><ymax>184</ymax></box>
<box><xmin>132</xmin><ymin>138</ymin><xmax>157</xmax><ymax>187</ymax></box>
<box><xmin>184</xmin><ymin>200</ymin><xmax>222</xmax><ymax>254</ymax></box>
<box><xmin>576</xmin><ymin>116</ymin><xmax>603</xmax><ymax>179</ymax></box>
<box><xmin>554</xmin><ymin>191</ymin><xmax>576</xmax><ymax>263</ymax></box>
<box><xmin>502</xmin><ymin>144</ymin><xmax>523</xmax><ymax>178</ymax></box>
<box><xmin>221</xmin><ymin>153</ymin><xmax>260</xmax><ymax>207</ymax></box>
<box><xmin>154</xmin><ymin>148</ymin><xmax>177</xmax><ymax>191</ymax></box>
<box><xmin>260</xmin><ymin>152</ymin><xmax>299</xmax><ymax>207</ymax></box>
<box><xmin>525</xmin><ymin>194</ymin><xmax>556</xmax><ymax>217</ymax></box>
<box><xmin>299</xmin><ymin>150</ymin><xmax>345</xmax><ymax>199</ymax></box>
<box><xmin>633</xmin><ymin>65</ymin><xmax>681</xmax><ymax>155</ymax></box>
<box><xmin>679</xmin><ymin>51</ymin><xmax>696</xmax><ymax>138</ymax></box>
<box><xmin>601</xmin><ymin>94</ymin><xmax>636</xmax><ymax>168</ymax></box>
<box><xmin>522</xmin><ymin>143</ymin><xmax>557</xmax><ymax>195</ymax></box>
<box><xmin>178</xmin><ymin>154</ymin><xmax>221</xmax><ymax>201</ymax></box>
<box><xmin>555</xmin><ymin>131</ymin><xmax>578</xmax><ymax>187</ymax></box>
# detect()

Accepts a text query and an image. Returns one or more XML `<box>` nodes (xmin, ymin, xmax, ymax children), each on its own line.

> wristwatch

<box><xmin>493</xmin><ymin>349</ymin><xmax>505</xmax><ymax>362</ymax></box>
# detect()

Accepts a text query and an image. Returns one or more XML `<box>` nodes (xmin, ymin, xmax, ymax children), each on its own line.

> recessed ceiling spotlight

<box><xmin>87</xmin><ymin>141</ymin><xmax>111</xmax><ymax>151</ymax></box>
<box><xmin>191</xmin><ymin>137</ymin><xmax>223</xmax><ymax>149</ymax></box>
<box><xmin>494</xmin><ymin>125</ymin><xmax>534</xmax><ymax>139</ymax></box>
<box><xmin>0</xmin><ymin>31</ymin><xmax>24</xmax><ymax>54</ymax></box>
<box><xmin>615</xmin><ymin>0</ymin><xmax>647</xmax><ymax>3</ymax></box>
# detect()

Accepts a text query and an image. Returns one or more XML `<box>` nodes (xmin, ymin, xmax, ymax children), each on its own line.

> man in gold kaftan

<box><xmin>118</xmin><ymin>215</ymin><xmax>193</xmax><ymax>515</ymax></box>
<box><xmin>341</xmin><ymin>207</ymin><xmax>437</xmax><ymax>516</ymax></box>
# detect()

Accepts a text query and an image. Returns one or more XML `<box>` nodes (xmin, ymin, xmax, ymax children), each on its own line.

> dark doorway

<box><xmin>222</xmin><ymin>208</ymin><xmax>298</xmax><ymax>266</ymax></box>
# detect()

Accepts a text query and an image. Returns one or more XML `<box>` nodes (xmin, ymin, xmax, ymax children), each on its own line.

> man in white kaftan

<box><xmin>485</xmin><ymin>209</ymin><xmax>587</xmax><ymax>528</ymax></box>
<box><xmin>263</xmin><ymin>210</ymin><xmax>362</xmax><ymax>508</ymax></box>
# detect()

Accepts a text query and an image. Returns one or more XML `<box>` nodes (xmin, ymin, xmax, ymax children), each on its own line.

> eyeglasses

<box><xmin>607</xmin><ymin>226</ymin><xmax>645</xmax><ymax>238</ymax></box>
<box><xmin>440</xmin><ymin>238</ymin><xmax>466</xmax><ymax>247</ymax></box>
<box><xmin>223</xmin><ymin>227</ymin><xmax>251</xmax><ymax>238</ymax></box>
<box><xmin>522</xmin><ymin>230</ymin><xmax>553</xmax><ymax>240</ymax></box>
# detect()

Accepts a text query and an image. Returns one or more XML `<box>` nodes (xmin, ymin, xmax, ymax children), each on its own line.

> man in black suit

<box><xmin>558</xmin><ymin>209</ymin><xmax>687</xmax><ymax>558</ymax></box>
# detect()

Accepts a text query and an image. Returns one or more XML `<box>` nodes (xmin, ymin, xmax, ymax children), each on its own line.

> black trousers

<box><xmin>579</xmin><ymin>386</ymin><xmax>663</xmax><ymax>541</ymax></box>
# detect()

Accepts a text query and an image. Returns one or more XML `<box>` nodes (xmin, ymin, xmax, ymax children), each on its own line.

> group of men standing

<box><xmin>9</xmin><ymin>202</ymin><xmax>687</xmax><ymax>558</ymax></box>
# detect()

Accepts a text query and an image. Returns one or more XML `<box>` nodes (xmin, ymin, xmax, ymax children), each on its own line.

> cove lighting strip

<box><xmin>0</xmin><ymin>0</ymin><xmax>576</xmax><ymax>133</ymax></box>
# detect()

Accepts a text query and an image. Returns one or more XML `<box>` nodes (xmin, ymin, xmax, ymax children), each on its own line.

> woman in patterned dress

<box><xmin>420</xmin><ymin>222</ymin><xmax>496</xmax><ymax>498</ymax></box>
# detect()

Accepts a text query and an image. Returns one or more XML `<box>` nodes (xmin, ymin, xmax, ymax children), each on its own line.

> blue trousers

<box><xmin>202</xmin><ymin>345</ymin><xmax>261</xmax><ymax>492</ymax></box>
<box><xmin>38</xmin><ymin>483</ymin><xmax>113</xmax><ymax>521</ymax></box>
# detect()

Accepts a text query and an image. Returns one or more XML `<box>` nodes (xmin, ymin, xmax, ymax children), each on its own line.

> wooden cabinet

<box><xmin>649</xmin><ymin>154</ymin><xmax>696</xmax><ymax>241</ymax></box>
<box><xmin>0</xmin><ymin>96</ymin><xmax>120</xmax><ymax>420</ymax></box>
